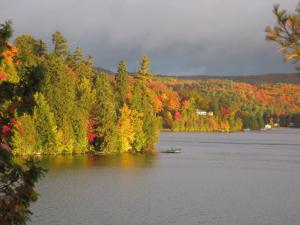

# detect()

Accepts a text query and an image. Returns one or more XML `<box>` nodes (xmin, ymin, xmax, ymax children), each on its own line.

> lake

<box><xmin>29</xmin><ymin>128</ymin><xmax>300</xmax><ymax>225</ymax></box>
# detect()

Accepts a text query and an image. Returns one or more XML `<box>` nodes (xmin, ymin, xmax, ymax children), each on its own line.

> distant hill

<box><xmin>166</xmin><ymin>73</ymin><xmax>300</xmax><ymax>84</ymax></box>
<box><xmin>95</xmin><ymin>67</ymin><xmax>116</xmax><ymax>76</ymax></box>
<box><xmin>95</xmin><ymin>66</ymin><xmax>300</xmax><ymax>84</ymax></box>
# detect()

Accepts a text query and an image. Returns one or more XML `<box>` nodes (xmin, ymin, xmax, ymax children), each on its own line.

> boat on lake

<box><xmin>161</xmin><ymin>148</ymin><xmax>182</xmax><ymax>153</ymax></box>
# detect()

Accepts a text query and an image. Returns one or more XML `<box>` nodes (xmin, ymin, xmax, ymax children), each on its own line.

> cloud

<box><xmin>0</xmin><ymin>0</ymin><xmax>299</xmax><ymax>75</ymax></box>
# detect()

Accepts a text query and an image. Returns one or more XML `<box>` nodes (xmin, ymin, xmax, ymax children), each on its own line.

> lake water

<box><xmin>29</xmin><ymin>128</ymin><xmax>300</xmax><ymax>225</ymax></box>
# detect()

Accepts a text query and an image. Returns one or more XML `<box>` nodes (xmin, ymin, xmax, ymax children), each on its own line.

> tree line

<box><xmin>1</xmin><ymin>23</ymin><xmax>300</xmax><ymax>156</ymax></box>
<box><xmin>1</xmin><ymin>1</ymin><xmax>300</xmax><ymax>156</ymax></box>
<box><xmin>152</xmin><ymin>79</ymin><xmax>300</xmax><ymax>132</ymax></box>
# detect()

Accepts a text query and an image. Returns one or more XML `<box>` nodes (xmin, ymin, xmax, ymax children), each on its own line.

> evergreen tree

<box><xmin>41</xmin><ymin>54</ymin><xmax>76</xmax><ymax>153</ymax></box>
<box><xmin>12</xmin><ymin>113</ymin><xmax>37</xmax><ymax>155</ymax></box>
<box><xmin>212</xmin><ymin>98</ymin><xmax>220</xmax><ymax>117</ymax></box>
<box><xmin>136</xmin><ymin>55</ymin><xmax>153</xmax><ymax>81</ymax></box>
<box><xmin>130</xmin><ymin>56</ymin><xmax>159</xmax><ymax>150</ymax></box>
<box><xmin>35</xmin><ymin>39</ymin><xmax>48</xmax><ymax>57</ymax></box>
<box><xmin>69</xmin><ymin>47</ymin><xmax>95</xmax><ymax>81</ymax></box>
<box><xmin>130</xmin><ymin>73</ymin><xmax>151</xmax><ymax>151</ymax></box>
<box><xmin>72</xmin><ymin>47</ymin><xmax>84</xmax><ymax>63</ymax></box>
<box><xmin>72</xmin><ymin>77</ymin><xmax>95</xmax><ymax>153</ymax></box>
<box><xmin>131</xmin><ymin>111</ymin><xmax>146</xmax><ymax>152</ymax></box>
<box><xmin>92</xmin><ymin>73</ymin><xmax>117</xmax><ymax>153</ymax></box>
<box><xmin>138</xmin><ymin>55</ymin><xmax>150</xmax><ymax>75</ymax></box>
<box><xmin>33</xmin><ymin>92</ymin><xmax>59</xmax><ymax>154</ymax></box>
<box><xmin>256</xmin><ymin>112</ymin><xmax>264</xmax><ymax>129</ymax></box>
<box><xmin>115</xmin><ymin>59</ymin><xmax>129</xmax><ymax>110</ymax></box>
<box><xmin>52</xmin><ymin>31</ymin><xmax>69</xmax><ymax>59</ymax></box>
<box><xmin>249</xmin><ymin>114</ymin><xmax>258</xmax><ymax>130</ymax></box>
<box><xmin>183</xmin><ymin>97</ymin><xmax>198</xmax><ymax>131</ymax></box>
<box><xmin>41</xmin><ymin>54</ymin><xmax>76</xmax><ymax>128</ymax></box>
<box><xmin>266</xmin><ymin>3</ymin><xmax>300</xmax><ymax>70</ymax></box>
<box><xmin>14</xmin><ymin>35</ymin><xmax>47</xmax><ymax>113</ymax></box>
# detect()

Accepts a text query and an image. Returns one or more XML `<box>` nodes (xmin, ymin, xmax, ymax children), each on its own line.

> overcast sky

<box><xmin>1</xmin><ymin>0</ymin><xmax>299</xmax><ymax>75</ymax></box>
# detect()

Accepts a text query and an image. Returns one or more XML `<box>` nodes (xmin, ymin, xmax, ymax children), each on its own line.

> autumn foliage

<box><xmin>1</xmin><ymin>19</ymin><xmax>300</xmax><ymax>158</ymax></box>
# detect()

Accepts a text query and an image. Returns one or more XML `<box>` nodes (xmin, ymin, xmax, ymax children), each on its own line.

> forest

<box><xmin>1</xmin><ymin>22</ymin><xmax>300</xmax><ymax>156</ymax></box>
<box><xmin>0</xmin><ymin>22</ymin><xmax>160</xmax><ymax>156</ymax></box>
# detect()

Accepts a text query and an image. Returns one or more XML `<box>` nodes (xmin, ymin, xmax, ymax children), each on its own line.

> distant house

<box><xmin>196</xmin><ymin>109</ymin><xmax>207</xmax><ymax>116</ymax></box>
<box><xmin>196</xmin><ymin>110</ymin><xmax>214</xmax><ymax>116</ymax></box>
<box><xmin>207</xmin><ymin>111</ymin><xmax>214</xmax><ymax>116</ymax></box>
<box><xmin>264</xmin><ymin>124</ymin><xmax>272</xmax><ymax>129</ymax></box>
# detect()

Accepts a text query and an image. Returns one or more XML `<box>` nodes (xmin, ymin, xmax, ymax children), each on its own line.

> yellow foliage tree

<box><xmin>116</xmin><ymin>105</ymin><xmax>138</xmax><ymax>153</ymax></box>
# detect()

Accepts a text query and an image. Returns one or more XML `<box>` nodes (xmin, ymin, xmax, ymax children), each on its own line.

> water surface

<box><xmin>29</xmin><ymin>128</ymin><xmax>300</xmax><ymax>225</ymax></box>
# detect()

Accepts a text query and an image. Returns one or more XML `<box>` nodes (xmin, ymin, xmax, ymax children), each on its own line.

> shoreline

<box><xmin>12</xmin><ymin>127</ymin><xmax>299</xmax><ymax>157</ymax></box>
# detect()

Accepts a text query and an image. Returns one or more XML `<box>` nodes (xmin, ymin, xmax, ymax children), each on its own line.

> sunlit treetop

<box><xmin>266</xmin><ymin>3</ymin><xmax>300</xmax><ymax>69</ymax></box>
<box><xmin>52</xmin><ymin>31</ymin><xmax>69</xmax><ymax>59</ymax></box>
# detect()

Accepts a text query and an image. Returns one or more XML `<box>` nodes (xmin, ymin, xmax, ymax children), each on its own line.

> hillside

<box><xmin>173</xmin><ymin>73</ymin><xmax>300</xmax><ymax>84</ymax></box>
<box><xmin>96</xmin><ymin>67</ymin><xmax>300</xmax><ymax>84</ymax></box>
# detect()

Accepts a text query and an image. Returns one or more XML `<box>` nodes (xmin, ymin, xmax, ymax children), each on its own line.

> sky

<box><xmin>1</xmin><ymin>0</ymin><xmax>299</xmax><ymax>75</ymax></box>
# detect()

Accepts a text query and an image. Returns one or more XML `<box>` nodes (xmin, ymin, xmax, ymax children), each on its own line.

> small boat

<box><xmin>161</xmin><ymin>148</ymin><xmax>182</xmax><ymax>154</ymax></box>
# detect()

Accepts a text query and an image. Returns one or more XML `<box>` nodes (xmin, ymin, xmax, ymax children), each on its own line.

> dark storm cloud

<box><xmin>0</xmin><ymin>0</ymin><xmax>299</xmax><ymax>75</ymax></box>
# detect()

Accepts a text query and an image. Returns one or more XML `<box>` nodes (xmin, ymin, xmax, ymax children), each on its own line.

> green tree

<box><xmin>33</xmin><ymin>93</ymin><xmax>60</xmax><ymax>154</ymax></box>
<box><xmin>131</xmin><ymin>111</ymin><xmax>146</xmax><ymax>152</ymax></box>
<box><xmin>69</xmin><ymin>47</ymin><xmax>95</xmax><ymax>81</ymax></box>
<box><xmin>256</xmin><ymin>112</ymin><xmax>264</xmax><ymax>129</ymax></box>
<box><xmin>41</xmin><ymin>54</ymin><xmax>76</xmax><ymax>128</ymax></box>
<box><xmin>14</xmin><ymin>35</ymin><xmax>47</xmax><ymax>114</ymax></box>
<box><xmin>130</xmin><ymin>56</ymin><xmax>159</xmax><ymax>150</ymax></box>
<box><xmin>211</xmin><ymin>98</ymin><xmax>220</xmax><ymax>117</ymax></box>
<box><xmin>14</xmin><ymin>35</ymin><xmax>47</xmax><ymax>68</ymax></box>
<box><xmin>41</xmin><ymin>54</ymin><xmax>76</xmax><ymax>153</ymax></box>
<box><xmin>52</xmin><ymin>31</ymin><xmax>69</xmax><ymax>59</ymax></box>
<box><xmin>115</xmin><ymin>59</ymin><xmax>129</xmax><ymax>110</ymax></box>
<box><xmin>72</xmin><ymin>77</ymin><xmax>95</xmax><ymax>153</ymax></box>
<box><xmin>92</xmin><ymin>73</ymin><xmax>117</xmax><ymax>153</ymax></box>
<box><xmin>266</xmin><ymin>3</ymin><xmax>300</xmax><ymax>69</ymax></box>
<box><xmin>183</xmin><ymin>97</ymin><xmax>198</xmax><ymax>131</ymax></box>
<box><xmin>72</xmin><ymin>47</ymin><xmax>84</xmax><ymax>63</ymax></box>
<box><xmin>136</xmin><ymin>55</ymin><xmax>153</xmax><ymax>81</ymax></box>
<box><xmin>248</xmin><ymin>114</ymin><xmax>258</xmax><ymax>130</ymax></box>
<box><xmin>12</xmin><ymin>113</ymin><xmax>37</xmax><ymax>155</ymax></box>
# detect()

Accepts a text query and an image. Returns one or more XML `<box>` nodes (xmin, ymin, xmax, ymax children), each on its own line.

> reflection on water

<box><xmin>29</xmin><ymin>129</ymin><xmax>300</xmax><ymax>225</ymax></box>
<box><xmin>38</xmin><ymin>153</ymin><xmax>158</xmax><ymax>170</ymax></box>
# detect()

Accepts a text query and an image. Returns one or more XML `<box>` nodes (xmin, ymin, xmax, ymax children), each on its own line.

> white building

<box><xmin>196</xmin><ymin>109</ymin><xmax>207</xmax><ymax>116</ymax></box>
<box><xmin>207</xmin><ymin>111</ymin><xmax>214</xmax><ymax>116</ymax></box>
<box><xmin>264</xmin><ymin>124</ymin><xmax>272</xmax><ymax>129</ymax></box>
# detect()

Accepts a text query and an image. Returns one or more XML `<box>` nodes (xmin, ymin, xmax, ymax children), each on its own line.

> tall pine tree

<box><xmin>32</xmin><ymin>93</ymin><xmax>60</xmax><ymax>154</ymax></box>
<box><xmin>41</xmin><ymin>54</ymin><xmax>76</xmax><ymax>153</ymax></box>
<box><xmin>72</xmin><ymin>77</ymin><xmax>95</xmax><ymax>153</ymax></box>
<box><xmin>92</xmin><ymin>73</ymin><xmax>117</xmax><ymax>153</ymax></box>
<box><xmin>52</xmin><ymin>31</ymin><xmax>69</xmax><ymax>59</ymax></box>
<box><xmin>130</xmin><ymin>56</ymin><xmax>159</xmax><ymax>151</ymax></box>
<box><xmin>115</xmin><ymin>59</ymin><xmax>129</xmax><ymax>110</ymax></box>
